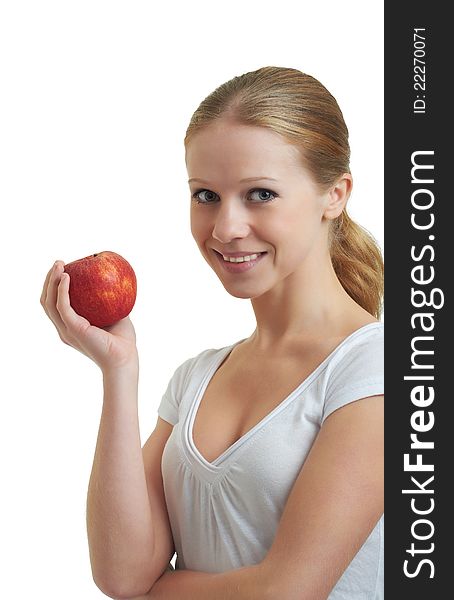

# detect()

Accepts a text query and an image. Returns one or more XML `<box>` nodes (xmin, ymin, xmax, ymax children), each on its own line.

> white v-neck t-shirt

<box><xmin>158</xmin><ymin>322</ymin><xmax>384</xmax><ymax>599</ymax></box>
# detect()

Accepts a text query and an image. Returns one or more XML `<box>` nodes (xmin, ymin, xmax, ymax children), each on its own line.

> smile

<box><xmin>222</xmin><ymin>253</ymin><xmax>263</xmax><ymax>263</ymax></box>
<box><xmin>213</xmin><ymin>250</ymin><xmax>267</xmax><ymax>273</ymax></box>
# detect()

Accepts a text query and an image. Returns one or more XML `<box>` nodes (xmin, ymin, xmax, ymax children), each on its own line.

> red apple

<box><xmin>64</xmin><ymin>251</ymin><xmax>137</xmax><ymax>328</ymax></box>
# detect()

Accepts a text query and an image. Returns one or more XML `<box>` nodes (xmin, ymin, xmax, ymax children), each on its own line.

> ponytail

<box><xmin>330</xmin><ymin>209</ymin><xmax>384</xmax><ymax>319</ymax></box>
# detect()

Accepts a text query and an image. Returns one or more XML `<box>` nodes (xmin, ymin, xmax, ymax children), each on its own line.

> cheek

<box><xmin>190</xmin><ymin>211</ymin><xmax>212</xmax><ymax>253</ymax></box>
<box><xmin>269</xmin><ymin>207</ymin><xmax>320</xmax><ymax>257</ymax></box>
<box><xmin>190</xmin><ymin>210</ymin><xmax>204</xmax><ymax>239</ymax></box>
<box><xmin>264</xmin><ymin>209</ymin><xmax>305</xmax><ymax>246</ymax></box>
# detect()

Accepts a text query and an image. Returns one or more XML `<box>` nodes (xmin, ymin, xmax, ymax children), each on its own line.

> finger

<box><xmin>43</xmin><ymin>261</ymin><xmax>68</xmax><ymax>332</ymax></box>
<box><xmin>56</xmin><ymin>272</ymin><xmax>91</xmax><ymax>335</ymax></box>
<box><xmin>40</xmin><ymin>261</ymin><xmax>59</xmax><ymax>310</ymax></box>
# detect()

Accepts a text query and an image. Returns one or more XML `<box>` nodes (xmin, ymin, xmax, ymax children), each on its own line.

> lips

<box><xmin>212</xmin><ymin>249</ymin><xmax>267</xmax><ymax>273</ymax></box>
<box><xmin>217</xmin><ymin>250</ymin><xmax>266</xmax><ymax>257</ymax></box>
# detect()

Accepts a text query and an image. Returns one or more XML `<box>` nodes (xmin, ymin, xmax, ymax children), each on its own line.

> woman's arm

<box><xmin>87</xmin><ymin>365</ymin><xmax>152</xmax><ymax>597</ymax></box>
<box><xmin>87</xmin><ymin>384</ymin><xmax>175</xmax><ymax>599</ymax></box>
<box><xmin>260</xmin><ymin>394</ymin><xmax>384</xmax><ymax>599</ymax></box>
<box><xmin>40</xmin><ymin>263</ymin><xmax>175</xmax><ymax>599</ymax></box>
<box><xmin>130</xmin><ymin>563</ymin><xmax>270</xmax><ymax>600</ymax></box>
<box><xmin>131</xmin><ymin>394</ymin><xmax>383</xmax><ymax>600</ymax></box>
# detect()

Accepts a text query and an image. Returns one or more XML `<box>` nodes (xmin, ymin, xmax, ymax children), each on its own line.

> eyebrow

<box><xmin>188</xmin><ymin>176</ymin><xmax>279</xmax><ymax>184</ymax></box>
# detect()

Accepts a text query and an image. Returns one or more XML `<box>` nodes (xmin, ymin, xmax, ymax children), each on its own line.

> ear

<box><xmin>322</xmin><ymin>173</ymin><xmax>353</xmax><ymax>220</ymax></box>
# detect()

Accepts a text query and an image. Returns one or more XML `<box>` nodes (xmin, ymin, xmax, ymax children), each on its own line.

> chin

<box><xmin>220</xmin><ymin>280</ymin><xmax>270</xmax><ymax>300</ymax></box>
<box><xmin>225</xmin><ymin>289</ymin><xmax>254</xmax><ymax>300</ymax></box>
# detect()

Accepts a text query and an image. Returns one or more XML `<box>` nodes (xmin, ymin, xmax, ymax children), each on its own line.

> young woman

<box><xmin>41</xmin><ymin>66</ymin><xmax>384</xmax><ymax>599</ymax></box>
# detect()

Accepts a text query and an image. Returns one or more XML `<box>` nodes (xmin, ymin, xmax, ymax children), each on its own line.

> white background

<box><xmin>0</xmin><ymin>1</ymin><xmax>383</xmax><ymax>597</ymax></box>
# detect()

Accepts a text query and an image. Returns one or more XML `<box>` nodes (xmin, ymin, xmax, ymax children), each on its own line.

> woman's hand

<box><xmin>40</xmin><ymin>260</ymin><xmax>139</xmax><ymax>373</ymax></box>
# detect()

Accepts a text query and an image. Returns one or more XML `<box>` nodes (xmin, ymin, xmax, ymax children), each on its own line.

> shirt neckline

<box><xmin>184</xmin><ymin>321</ymin><xmax>383</xmax><ymax>474</ymax></box>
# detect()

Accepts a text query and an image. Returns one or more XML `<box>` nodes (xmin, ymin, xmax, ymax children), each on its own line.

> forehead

<box><xmin>185</xmin><ymin>121</ymin><xmax>303</xmax><ymax>181</ymax></box>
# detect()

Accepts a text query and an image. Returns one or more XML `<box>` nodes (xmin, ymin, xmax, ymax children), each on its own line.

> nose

<box><xmin>212</xmin><ymin>198</ymin><xmax>251</xmax><ymax>244</ymax></box>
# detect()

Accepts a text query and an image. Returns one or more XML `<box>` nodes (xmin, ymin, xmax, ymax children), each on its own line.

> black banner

<box><xmin>385</xmin><ymin>3</ymin><xmax>450</xmax><ymax>595</ymax></box>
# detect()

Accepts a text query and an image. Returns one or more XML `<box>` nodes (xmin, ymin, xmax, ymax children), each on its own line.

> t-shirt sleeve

<box><xmin>321</xmin><ymin>328</ymin><xmax>384</xmax><ymax>424</ymax></box>
<box><xmin>157</xmin><ymin>355</ymin><xmax>197</xmax><ymax>426</ymax></box>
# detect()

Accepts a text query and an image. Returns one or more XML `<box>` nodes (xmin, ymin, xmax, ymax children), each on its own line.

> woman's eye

<box><xmin>249</xmin><ymin>189</ymin><xmax>277</xmax><ymax>202</ymax></box>
<box><xmin>192</xmin><ymin>189</ymin><xmax>218</xmax><ymax>203</ymax></box>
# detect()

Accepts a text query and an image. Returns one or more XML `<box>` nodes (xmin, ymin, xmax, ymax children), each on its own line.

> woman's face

<box><xmin>186</xmin><ymin>120</ymin><xmax>344</xmax><ymax>299</ymax></box>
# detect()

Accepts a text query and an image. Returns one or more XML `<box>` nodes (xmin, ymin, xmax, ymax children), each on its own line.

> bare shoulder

<box><xmin>340</xmin><ymin>309</ymin><xmax>381</xmax><ymax>335</ymax></box>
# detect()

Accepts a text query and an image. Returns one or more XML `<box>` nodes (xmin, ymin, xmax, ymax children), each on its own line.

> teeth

<box><xmin>222</xmin><ymin>253</ymin><xmax>261</xmax><ymax>263</ymax></box>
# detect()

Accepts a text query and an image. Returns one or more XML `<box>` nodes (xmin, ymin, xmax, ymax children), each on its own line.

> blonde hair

<box><xmin>184</xmin><ymin>66</ymin><xmax>384</xmax><ymax>319</ymax></box>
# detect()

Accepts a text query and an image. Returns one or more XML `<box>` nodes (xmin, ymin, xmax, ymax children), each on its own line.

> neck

<box><xmin>248</xmin><ymin>253</ymin><xmax>367</xmax><ymax>351</ymax></box>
